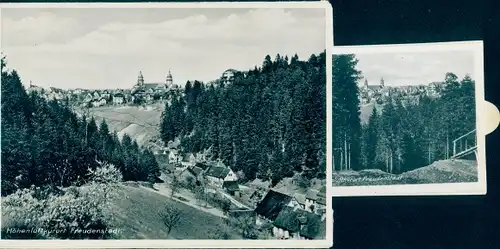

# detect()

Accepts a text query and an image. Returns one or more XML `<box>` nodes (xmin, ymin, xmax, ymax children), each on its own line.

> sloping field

<box><xmin>87</xmin><ymin>104</ymin><xmax>164</xmax><ymax>147</ymax></box>
<box><xmin>272</xmin><ymin>175</ymin><xmax>326</xmax><ymax>195</ymax></box>
<box><xmin>109</xmin><ymin>185</ymin><xmax>240</xmax><ymax>239</ymax></box>
<box><xmin>359</xmin><ymin>103</ymin><xmax>384</xmax><ymax>124</ymax></box>
<box><xmin>333</xmin><ymin>159</ymin><xmax>478</xmax><ymax>186</ymax></box>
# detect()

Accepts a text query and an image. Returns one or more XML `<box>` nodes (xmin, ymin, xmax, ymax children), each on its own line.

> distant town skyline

<box><xmin>1</xmin><ymin>7</ymin><xmax>326</xmax><ymax>89</ymax></box>
<box><xmin>354</xmin><ymin>50</ymin><xmax>475</xmax><ymax>87</ymax></box>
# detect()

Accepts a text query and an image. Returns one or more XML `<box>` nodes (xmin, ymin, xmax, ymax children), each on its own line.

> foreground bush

<box><xmin>1</xmin><ymin>164</ymin><xmax>122</xmax><ymax>239</ymax></box>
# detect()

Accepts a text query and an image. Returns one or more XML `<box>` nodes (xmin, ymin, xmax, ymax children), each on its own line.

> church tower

<box><xmin>364</xmin><ymin>79</ymin><xmax>368</xmax><ymax>88</ymax></box>
<box><xmin>137</xmin><ymin>71</ymin><xmax>144</xmax><ymax>86</ymax></box>
<box><xmin>380</xmin><ymin>77</ymin><xmax>385</xmax><ymax>88</ymax></box>
<box><xmin>166</xmin><ymin>69</ymin><xmax>173</xmax><ymax>87</ymax></box>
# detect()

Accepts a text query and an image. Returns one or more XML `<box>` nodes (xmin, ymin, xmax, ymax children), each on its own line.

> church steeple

<box><xmin>380</xmin><ymin>77</ymin><xmax>385</xmax><ymax>87</ymax></box>
<box><xmin>137</xmin><ymin>71</ymin><xmax>144</xmax><ymax>86</ymax></box>
<box><xmin>166</xmin><ymin>69</ymin><xmax>173</xmax><ymax>86</ymax></box>
<box><xmin>364</xmin><ymin>78</ymin><xmax>368</xmax><ymax>88</ymax></box>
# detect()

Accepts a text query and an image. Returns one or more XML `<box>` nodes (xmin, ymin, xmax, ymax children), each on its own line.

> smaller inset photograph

<box><xmin>331</xmin><ymin>41</ymin><xmax>486</xmax><ymax>196</ymax></box>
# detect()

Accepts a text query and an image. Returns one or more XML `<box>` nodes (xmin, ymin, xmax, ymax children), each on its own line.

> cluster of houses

<box><xmin>359</xmin><ymin>78</ymin><xmax>444</xmax><ymax>105</ymax></box>
<box><xmin>25</xmin><ymin>68</ymin><xmax>249</xmax><ymax>110</ymax></box>
<box><xmin>161</xmin><ymin>147</ymin><xmax>325</xmax><ymax>240</ymax></box>
<box><xmin>254</xmin><ymin>188</ymin><xmax>326</xmax><ymax>240</ymax></box>
<box><xmin>25</xmin><ymin>70</ymin><xmax>183</xmax><ymax>108</ymax></box>
<box><xmin>163</xmin><ymin>147</ymin><xmax>241</xmax><ymax>194</ymax></box>
<box><xmin>26</xmin><ymin>83</ymin><xmax>67</xmax><ymax>101</ymax></box>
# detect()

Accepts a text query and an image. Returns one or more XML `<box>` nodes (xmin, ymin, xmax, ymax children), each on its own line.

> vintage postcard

<box><xmin>331</xmin><ymin>41</ymin><xmax>488</xmax><ymax>196</ymax></box>
<box><xmin>0</xmin><ymin>2</ymin><xmax>333</xmax><ymax>248</ymax></box>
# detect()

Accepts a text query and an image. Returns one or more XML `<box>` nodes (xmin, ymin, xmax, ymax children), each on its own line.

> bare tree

<box><xmin>169</xmin><ymin>175</ymin><xmax>180</xmax><ymax>198</ymax></box>
<box><xmin>158</xmin><ymin>203</ymin><xmax>184</xmax><ymax>236</ymax></box>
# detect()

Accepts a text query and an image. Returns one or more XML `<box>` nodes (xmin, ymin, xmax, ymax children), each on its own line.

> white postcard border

<box><xmin>331</xmin><ymin>41</ymin><xmax>488</xmax><ymax>197</ymax></box>
<box><xmin>0</xmin><ymin>1</ymin><xmax>334</xmax><ymax>248</ymax></box>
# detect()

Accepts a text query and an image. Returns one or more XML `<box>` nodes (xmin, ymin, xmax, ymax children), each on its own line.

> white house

<box><xmin>168</xmin><ymin>150</ymin><xmax>181</xmax><ymax>164</ymax></box>
<box><xmin>83</xmin><ymin>93</ymin><xmax>93</xmax><ymax>103</ymax></box>
<box><xmin>204</xmin><ymin>164</ymin><xmax>237</xmax><ymax>188</ymax></box>
<box><xmin>181</xmin><ymin>153</ymin><xmax>196</xmax><ymax>166</ymax></box>
<box><xmin>304</xmin><ymin>189</ymin><xmax>326</xmax><ymax>214</ymax></box>
<box><xmin>113</xmin><ymin>93</ymin><xmax>125</xmax><ymax>105</ymax></box>
<box><xmin>91</xmin><ymin>98</ymin><xmax>107</xmax><ymax>107</ymax></box>
<box><xmin>92</xmin><ymin>91</ymin><xmax>101</xmax><ymax>100</ymax></box>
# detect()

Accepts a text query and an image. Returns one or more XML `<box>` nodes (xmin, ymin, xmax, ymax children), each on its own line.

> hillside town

<box><xmin>26</xmin><ymin>70</ymin><xmax>183</xmax><ymax>108</ymax></box>
<box><xmin>358</xmin><ymin>77</ymin><xmax>445</xmax><ymax>105</ymax></box>
<box><xmin>25</xmin><ymin>68</ymin><xmax>246</xmax><ymax>109</ymax></box>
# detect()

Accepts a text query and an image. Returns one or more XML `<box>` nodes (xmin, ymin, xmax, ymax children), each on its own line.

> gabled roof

<box><xmin>195</xmin><ymin>162</ymin><xmax>209</xmax><ymax>170</ymax></box>
<box><xmin>223</xmin><ymin>181</ymin><xmax>239</xmax><ymax>191</ymax></box>
<box><xmin>254</xmin><ymin>189</ymin><xmax>292</xmax><ymax>221</ymax></box>
<box><xmin>293</xmin><ymin>193</ymin><xmax>307</xmax><ymax>205</ymax></box>
<box><xmin>305</xmin><ymin>189</ymin><xmax>318</xmax><ymax>200</ymax></box>
<box><xmin>186</xmin><ymin>165</ymin><xmax>203</xmax><ymax>177</ymax></box>
<box><xmin>183</xmin><ymin>153</ymin><xmax>195</xmax><ymax>162</ymax></box>
<box><xmin>205</xmin><ymin>166</ymin><xmax>230</xmax><ymax>179</ymax></box>
<box><xmin>272</xmin><ymin>206</ymin><xmax>324</xmax><ymax>239</ymax></box>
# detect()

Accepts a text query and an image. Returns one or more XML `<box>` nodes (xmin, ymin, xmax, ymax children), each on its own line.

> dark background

<box><xmin>1</xmin><ymin>0</ymin><xmax>499</xmax><ymax>248</ymax></box>
<box><xmin>331</xmin><ymin>0</ymin><xmax>500</xmax><ymax>248</ymax></box>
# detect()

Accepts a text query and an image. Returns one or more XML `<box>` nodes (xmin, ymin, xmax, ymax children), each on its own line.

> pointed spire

<box><xmin>137</xmin><ymin>71</ymin><xmax>144</xmax><ymax>85</ymax></box>
<box><xmin>166</xmin><ymin>69</ymin><xmax>173</xmax><ymax>86</ymax></box>
<box><xmin>380</xmin><ymin>77</ymin><xmax>385</xmax><ymax>87</ymax></box>
<box><xmin>364</xmin><ymin>78</ymin><xmax>368</xmax><ymax>87</ymax></box>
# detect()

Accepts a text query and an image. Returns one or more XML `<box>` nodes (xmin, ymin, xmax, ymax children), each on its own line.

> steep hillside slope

<box><xmin>109</xmin><ymin>184</ymin><xmax>240</xmax><ymax>239</ymax></box>
<box><xmin>87</xmin><ymin>104</ymin><xmax>164</xmax><ymax>147</ymax></box>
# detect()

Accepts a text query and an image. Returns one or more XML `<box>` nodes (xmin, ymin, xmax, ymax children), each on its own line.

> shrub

<box><xmin>88</xmin><ymin>163</ymin><xmax>123</xmax><ymax>184</ymax></box>
<box><xmin>2</xmin><ymin>164</ymin><xmax>122</xmax><ymax>239</ymax></box>
<box><xmin>295</xmin><ymin>174</ymin><xmax>311</xmax><ymax>189</ymax></box>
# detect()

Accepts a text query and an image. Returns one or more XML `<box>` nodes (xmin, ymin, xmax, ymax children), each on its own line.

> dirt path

<box><xmin>142</xmin><ymin>183</ymin><xmax>228</xmax><ymax>219</ymax></box>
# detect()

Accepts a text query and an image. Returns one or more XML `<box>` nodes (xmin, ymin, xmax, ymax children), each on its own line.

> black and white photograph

<box><xmin>331</xmin><ymin>41</ymin><xmax>486</xmax><ymax>196</ymax></box>
<box><xmin>0</xmin><ymin>2</ymin><xmax>332</xmax><ymax>248</ymax></box>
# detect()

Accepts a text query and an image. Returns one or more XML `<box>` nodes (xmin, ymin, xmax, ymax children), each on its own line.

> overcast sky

<box><xmin>354</xmin><ymin>51</ymin><xmax>475</xmax><ymax>86</ymax></box>
<box><xmin>1</xmin><ymin>8</ymin><xmax>326</xmax><ymax>89</ymax></box>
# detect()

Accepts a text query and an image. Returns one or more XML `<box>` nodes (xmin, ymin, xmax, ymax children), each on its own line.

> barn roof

<box><xmin>205</xmin><ymin>166</ymin><xmax>230</xmax><ymax>179</ymax></box>
<box><xmin>254</xmin><ymin>189</ymin><xmax>292</xmax><ymax>221</ymax></box>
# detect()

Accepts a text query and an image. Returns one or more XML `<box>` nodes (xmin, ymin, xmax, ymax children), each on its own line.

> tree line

<box><xmin>1</xmin><ymin>57</ymin><xmax>160</xmax><ymax>196</ymax></box>
<box><xmin>333</xmin><ymin>54</ymin><xmax>476</xmax><ymax>173</ymax></box>
<box><xmin>161</xmin><ymin>52</ymin><xmax>326</xmax><ymax>185</ymax></box>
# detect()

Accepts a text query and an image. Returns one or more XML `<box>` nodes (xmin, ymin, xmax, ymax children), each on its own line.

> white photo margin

<box><xmin>331</xmin><ymin>41</ymin><xmax>487</xmax><ymax>197</ymax></box>
<box><xmin>0</xmin><ymin>1</ymin><xmax>334</xmax><ymax>248</ymax></box>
